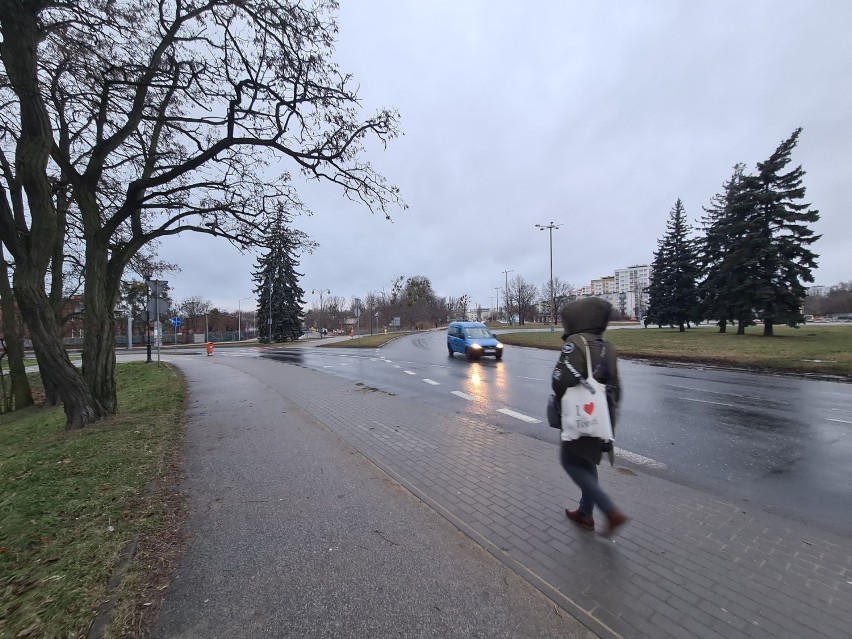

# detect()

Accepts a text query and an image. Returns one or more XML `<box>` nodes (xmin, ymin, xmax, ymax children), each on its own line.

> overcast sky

<box><xmin>158</xmin><ymin>0</ymin><xmax>852</xmax><ymax>313</ymax></box>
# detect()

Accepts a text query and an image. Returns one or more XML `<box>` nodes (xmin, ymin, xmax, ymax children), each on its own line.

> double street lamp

<box><xmin>535</xmin><ymin>222</ymin><xmax>562</xmax><ymax>331</ymax></box>
<box><xmin>312</xmin><ymin>288</ymin><xmax>331</xmax><ymax>337</ymax></box>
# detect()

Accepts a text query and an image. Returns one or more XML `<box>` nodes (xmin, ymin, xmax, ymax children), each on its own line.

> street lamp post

<box><xmin>238</xmin><ymin>296</ymin><xmax>251</xmax><ymax>342</ymax></box>
<box><xmin>501</xmin><ymin>269</ymin><xmax>514</xmax><ymax>325</ymax></box>
<box><xmin>312</xmin><ymin>289</ymin><xmax>331</xmax><ymax>337</ymax></box>
<box><xmin>536</xmin><ymin>222</ymin><xmax>562</xmax><ymax>331</ymax></box>
<box><xmin>495</xmin><ymin>287</ymin><xmax>500</xmax><ymax>321</ymax></box>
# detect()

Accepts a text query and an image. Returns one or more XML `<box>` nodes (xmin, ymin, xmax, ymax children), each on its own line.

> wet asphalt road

<box><xmin>259</xmin><ymin>330</ymin><xmax>852</xmax><ymax>534</ymax></box>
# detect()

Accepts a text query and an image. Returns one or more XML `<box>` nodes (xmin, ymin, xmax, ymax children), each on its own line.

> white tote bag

<box><xmin>559</xmin><ymin>337</ymin><xmax>614</xmax><ymax>443</ymax></box>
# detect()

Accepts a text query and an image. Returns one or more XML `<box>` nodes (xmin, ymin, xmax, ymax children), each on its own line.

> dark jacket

<box><xmin>551</xmin><ymin>297</ymin><xmax>621</xmax><ymax>465</ymax></box>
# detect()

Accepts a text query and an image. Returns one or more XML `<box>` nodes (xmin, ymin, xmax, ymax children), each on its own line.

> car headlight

<box><xmin>496</xmin><ymin>343</ymin><xmax>503</xmax><ymax>349</ymax></box>
<box><xmin>469</xmin><ymin>343</ymin><xmax>482</xmax><ymax>349</ymax></box>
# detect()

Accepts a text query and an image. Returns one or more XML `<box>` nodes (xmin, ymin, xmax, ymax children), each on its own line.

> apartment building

<box><xmin>573</xmin><ymin>265</ymin><xmax>651</xmax><ymax>319</ymax></box>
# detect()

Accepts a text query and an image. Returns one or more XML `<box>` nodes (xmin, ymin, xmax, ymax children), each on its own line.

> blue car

<box><xmin>447</xmin><ymin>321</ymin><xmax>504</xmax><ymax>360</ymax></box>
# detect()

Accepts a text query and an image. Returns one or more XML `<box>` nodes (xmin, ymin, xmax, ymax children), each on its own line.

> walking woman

<box><xmin>549</xmin><ymin>297</ymin><xmax>628</xmax><ymax>537</ymax></box>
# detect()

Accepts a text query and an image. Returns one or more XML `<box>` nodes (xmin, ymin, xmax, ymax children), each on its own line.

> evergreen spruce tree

<box><xmin>696</xmin><ymin>129</ymin><xmax>820</xmax><ymax>337</ymax></box>
<box><xmin>645</xmin><ymin>199</ymin><xmax>700</xmax><ymax>332</ymax></box>
<box><xmin>253</xmin><ymin>214</ymin><xmax>311</xmax><ymax>343</ymax></box>
<box><xmin>748</xmin><ymin>128</ymin><xmax>821</xmax><ymax>336</ymax></box>
<box><xmin>697</xmin><ymin>164</ymin><xmax>759</xmax><ymax>334</ymax></box>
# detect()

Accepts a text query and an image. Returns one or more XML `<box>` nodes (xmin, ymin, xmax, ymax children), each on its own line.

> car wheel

<box><xmin>448</xmin><ymin>344</ymin><xmax>454</xmax><ymax>356</ymax></box>
<box><xmin>495</xmin><ymin>352</ymin><xmax>503</xmax><ymax>361</ymax></box>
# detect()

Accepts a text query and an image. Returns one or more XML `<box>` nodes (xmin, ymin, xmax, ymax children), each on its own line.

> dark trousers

<box><xmin>560</xmin><ymin>443</ymin><xmax>617</xmax><ymax>517</ymax></box>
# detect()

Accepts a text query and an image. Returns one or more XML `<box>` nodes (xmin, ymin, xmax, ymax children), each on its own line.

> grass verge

<box><xmin>0</xmin><ymin>362</ymin><xmax>186</xmax><ymax>639</ymax></box>
<box><xmin>316</xmin><ymin>332</ymin><xmax>415</xmax><ymax>348</ymax></box>
<box><xmin>497</xmin><ymin>324</ymin><xmax>852</xmax><ymax>378</ymax></box>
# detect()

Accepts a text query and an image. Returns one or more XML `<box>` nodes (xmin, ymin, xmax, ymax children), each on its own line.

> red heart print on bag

<box><xmin>583</xmin><ymin>402</ymin><xmax>594</xmax><ymax>415</ymax></box>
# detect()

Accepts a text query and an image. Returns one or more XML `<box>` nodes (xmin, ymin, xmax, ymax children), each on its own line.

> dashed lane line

<box><xmin>423</xmin><ymin>379</ymin><xmax>440</xmax><ymax>386</ymax></box>
<box><xmin>404</xmin><ymin>370</ymin><xmax>416</xmax><ymax>375</ymax></box>
<box><xmin>677</xmin><ymin>396</ymin><xmax>736</xmax><ymax>408</ymax></box>
<box><xmin>497</xmin><ymin>408</ymin><xmax>541</xmax><ymax>424</ymax></box>
<box><xmin>451</xmin><ymin>391</ymin><xmax>475</xmax><ymax>401</ymax></box>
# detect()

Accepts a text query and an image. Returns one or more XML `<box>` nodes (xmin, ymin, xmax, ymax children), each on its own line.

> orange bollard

<box><xmin>206</xmin><ymin>341</ymin><xmax>214</xmax><ymax>356</ymax></box>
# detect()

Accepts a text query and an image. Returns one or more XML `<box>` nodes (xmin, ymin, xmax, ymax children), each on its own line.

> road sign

<box><xmin>147</xmin><ymin>299</ymin><xmax>171</xmax><ymax>316</ymax></box>
<box><xmin>146</xmin><ymin>279</ymin><xmax>168</xmax><ymax>297</ymax></box>
<box><xmin>171</xmin><ymin>316</ymin><xmax>182</xmax><ymax>327</ymax></box>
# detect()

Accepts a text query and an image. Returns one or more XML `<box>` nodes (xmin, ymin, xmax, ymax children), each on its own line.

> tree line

<box><xmin>645</xmin><ymin>128</ymin><xmax>821</xmax><ymax>336</ymax></box>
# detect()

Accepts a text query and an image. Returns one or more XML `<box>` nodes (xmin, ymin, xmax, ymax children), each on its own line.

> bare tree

<box><xmin>175</xmin><ymin>295</ymin><xmax>212</xmax><ymax>342</ymax></box>
<box><xmin>540</xmin><ymin>276</ymin><xmax>573</xmax><ymax>325</ymax></box>
<box><xmin>0</xmin><ymin>0</ymin><xmax>404</xmax><ymax>427</ymax></box>
<box><xmin>509</xmin><ymin>274</ymin><xmax>538</xmax><ymax>325</ymax></box>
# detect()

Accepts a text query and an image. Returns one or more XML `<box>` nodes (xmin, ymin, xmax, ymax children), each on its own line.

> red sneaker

<box><xmin>599</xmin><ymin>510</ymin><xmax>628</xmax><ymax>538</ymax></box>
<box><xmin>565</xmin><ymin>508</ymin><xmax>595</xmax><ymax>531</ymax></box>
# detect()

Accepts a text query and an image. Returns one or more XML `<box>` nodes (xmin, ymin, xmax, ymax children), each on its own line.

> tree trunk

<box><xmin>38</xmin><ymin>361</ymin><xmax>61</xmax><ymax>406</ymax></box>
<box><xmin>679</xmin><ymin>323</ymin><xmax>685</xmax><ymax>332</ymax></box>
<box><xmin>763</xmin><ymin>320</ymin><xmax>774</xmax><ymax>337</ymax></box>
<box><xmin>717</xmin><ymin>319</ymin><xmax>727</xmax><ymax>334</ymax></box>
<box><xmin>736</xmin><ymin>320</ymin><xmax>746</xmax><ymax>335</ymax></box>
<box><xmin>81</xmin><ymin>241</ymin><xmax>119</xmax><ymax>413</ymax></box>
<box><xmin>0</xmin><ymin>255</ymin><xmax>33</xmax><ymax>411</ymax></box>
<box><xmin>81</xmin><ymin>296</ymin><xmax>118</xmax><ymax>414</ymax></box>
<box><xmin>14</xmin><ymin>273</ymin><xmax>106</xmax><ymax>428</ymax></box>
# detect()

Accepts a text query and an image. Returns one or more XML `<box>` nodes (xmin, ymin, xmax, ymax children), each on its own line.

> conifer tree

<box><xmin>646</xmin><ymin>199</ymin><xmax>700</xmax><ymax>332</ymax></box>
<box><xmin>253</xmin><ymin>215</ymin><xmax>313</xmax><ymax>343</ymax></box>
<box><xmin>697</xmin><ymin>164</ymin><xmax>759</xmax><ymax>334</ymax></box>
<box><xmin>696</xmin><ymin>129</ymin><xmax>820</xmax><ymax>336</ymax></box>
<box><xmin>748</xmin><ymin>128</ymin><xmax>821</xmax><ymax>336</ymax></box>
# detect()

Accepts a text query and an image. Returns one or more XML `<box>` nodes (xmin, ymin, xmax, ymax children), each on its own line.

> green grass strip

<box><xmin>497</xmin><ymin>324</ymin><xmax>852</xmax><ymax>377</ymax></box>
<box><xmin>0</xmin><ymin>362</ymin><xmax>185</xmax><ymax>639</ymax></box>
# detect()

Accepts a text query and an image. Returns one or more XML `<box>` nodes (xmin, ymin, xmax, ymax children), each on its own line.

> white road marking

<box><xmin>669</xmin><ymin>384</ymin><xmax>789</xmax><ymax>405</ymax></box>
<box><xmin>519</xmin><ymin>376</ymin><xmax>547</xmax><ymax>381</ymax></box>
<box><xmin>614</xmin><ymin>448</ymin><xmax>667</xmax><ymax>470</ymax></box>
<box><xmin>452</xmin><ymin>391</ymin><xmax>475</xmax><ymax>400</ymax></box>
<box><xmin>423</xmin><ymin>379</ymin><xmax>440</xmax><ymax>385</ymax></box>
<box><xmin>219</xmin><ymin>349</ymin><xmax>259</xmax><ymax>357</ymax></box>
<box><xmin>404</xmin><ymin>370</ymin><xmax>416</xmax><ymax>375</ymax></box>
<box><xmin>677</xmin><ymin>397</ymin><xmax>736</xmax><ymax>408</ymax></box>
<box><xmin>827</xmin><ymin>418</ymin><xmax>852</xmax><ymax>425</ymax></box>
<box><xmin>497</xmin><ymin>408</ymin><xmax>541</xmax><ymax>423</ymax></box>
<box><xmin>393</xmin><ymin>364</ymin><xmax>401</xmax><ymax>369</ymax></box>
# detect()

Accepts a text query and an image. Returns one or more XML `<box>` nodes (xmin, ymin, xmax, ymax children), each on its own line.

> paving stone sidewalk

<box><xmin>248</xmin><ymin>355</ymin><xmax>852</xmax><ymax>639</ymax></box>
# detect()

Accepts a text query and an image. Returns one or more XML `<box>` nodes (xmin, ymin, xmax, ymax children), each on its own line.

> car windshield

<box><xmin>464</xmin><ymin>327</ymin><xmax>492</xmax><ymax>339</ymax></box>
